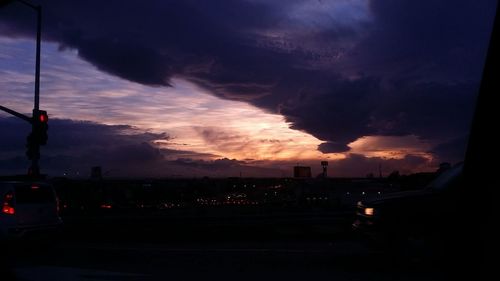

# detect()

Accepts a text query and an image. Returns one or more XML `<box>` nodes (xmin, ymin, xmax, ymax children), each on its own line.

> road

<box><xmin>11</xmin><ymin>241</ymin><xmax>454</xmax><ymax>281</ymax></box>
<box><xmin>5</xmin><ymin>213</ymin><xmax>455</xmax><ymax>280</ymax></box>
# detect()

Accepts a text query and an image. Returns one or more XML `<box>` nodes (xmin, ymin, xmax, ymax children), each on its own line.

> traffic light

<box><xmin>25</xmin><ymin>110</ymin><xmax>48</xmax><ymax>165</ymax></box>
<box><xmin>33</xmin><ymin>109</ymin><xmax>48</xmax><ymax>145</ymax></box>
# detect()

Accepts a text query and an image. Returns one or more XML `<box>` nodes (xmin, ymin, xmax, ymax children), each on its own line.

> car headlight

<box><xmin>364</xmin><ymin>207</ymin><xmax>375</xmax><ymax>216</ymax></box>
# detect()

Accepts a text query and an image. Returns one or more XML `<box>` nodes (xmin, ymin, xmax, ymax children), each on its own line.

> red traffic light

<box><xmin>39</xmin><ymin>112</ymin><xmax>48</xmax><ymax>122</ymax></box>
<box><xmin>31</xmin><ymin>110</ymin><xmax>49</xmax><ymax>146</ymax></box>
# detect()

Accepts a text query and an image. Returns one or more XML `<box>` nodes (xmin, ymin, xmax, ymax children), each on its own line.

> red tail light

<box><xmin>100</xmin><ymin>204</ymin><xmax>112</xmax><ymax>209</ymax></box>
<box><xmin>2</xmin><ymin>191</ymin><xmax>15</xmax><ymax>215</ymax></box>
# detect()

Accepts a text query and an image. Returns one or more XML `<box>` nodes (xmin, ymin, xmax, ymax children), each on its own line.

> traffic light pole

<box><xmin>18</xmin><ymin>0</ymin><xmax>43</xmax><ymax>176</ymax></box>
<box><xmin>34</xmin><ymin>4</ymin><xmax>41</xmax><ymax>111</ymax></box>
<box><xmin>0</xmin><ymin>0</ymin><xmax>44</xmax><ymax>177</ymax></box>
<box><xmin>30</xmin><ymin>112</ymin><xmax>40</xmax><ymax>176</ymax></box>
<box><xmin>31</xmin><ymin>5</ymin><xmax>42</xmax><ymax>176</ymax></box>
<box><xmin>0</xmin><ymin>105</ymin><xmax>31</xmax><ymax>123</ymax></box>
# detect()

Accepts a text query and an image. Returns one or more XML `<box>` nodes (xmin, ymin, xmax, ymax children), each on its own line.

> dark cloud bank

<box><xmin>1</xmin><ymin>0</ymin><xmax>496</xmax><ymax>176</ymax></box>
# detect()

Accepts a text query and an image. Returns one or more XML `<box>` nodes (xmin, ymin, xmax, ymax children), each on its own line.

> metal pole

<box><xmin>31</xmin><ymin>5</ymin><xmax>42</xmax><ymax>176</ymax></box>
<box><xmin>34</xmin><ymin>5</ymin><xmax>41</xmax><ymax>111</ymax></box>
<box><xmin>0</xmin><ymin>105</ymin><xmax>32</xmax><ymax>123</ymax></box>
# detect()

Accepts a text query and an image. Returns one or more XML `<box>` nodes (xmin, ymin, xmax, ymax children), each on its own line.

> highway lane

<box><xmin>11</xmin><ymin>239</ymin><xmax>452</xmax><ymax>281</ymax></box>
<box><xmin>6</xmin><ymin>213</ymin><xmax>454</xmax><ymax>281</ymax></box>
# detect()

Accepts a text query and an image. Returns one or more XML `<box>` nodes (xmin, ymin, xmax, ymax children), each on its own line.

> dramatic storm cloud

<box><xmin>0</xmin><ymin>0</ymin><xmax>496</xmax><ymax>176</ymax></box>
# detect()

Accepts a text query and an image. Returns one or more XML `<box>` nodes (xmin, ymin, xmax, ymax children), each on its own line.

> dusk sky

<box><xmin>0</xmin><ymin>0</ymin><xmax>496</xmax><ymax>178</ymax></box>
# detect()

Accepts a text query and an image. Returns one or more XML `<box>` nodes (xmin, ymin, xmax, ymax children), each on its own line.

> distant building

<box><xmin>294</xmin><ymin>166</ymin><xmax>312</xmax><ymax>178</ymax></box>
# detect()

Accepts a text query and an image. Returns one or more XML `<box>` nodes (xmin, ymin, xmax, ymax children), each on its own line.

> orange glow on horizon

<box><xmin>348</xmin><ymin>135</ymin><xmax>434</xmax><ymax>161</ymax></box>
